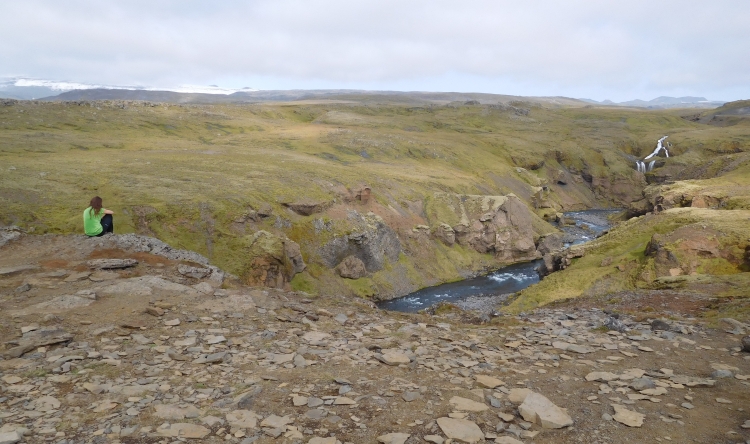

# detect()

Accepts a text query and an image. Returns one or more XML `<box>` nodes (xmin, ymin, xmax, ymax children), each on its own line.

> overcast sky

<box><xmin>1</xmin><ymin>0</ymin><xmax>749</xmax><ymax>101</ymax></box>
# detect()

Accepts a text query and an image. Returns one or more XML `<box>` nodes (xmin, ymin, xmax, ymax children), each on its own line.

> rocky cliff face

<box><xmin>319</xmin><ymin>211</ymin><xmax>401</xmax><ymax>273</ymax></box>
<box><xmin>426</xmin><ymin>193</ymin><xmax>554</xmax><ymax>264</ymax></box>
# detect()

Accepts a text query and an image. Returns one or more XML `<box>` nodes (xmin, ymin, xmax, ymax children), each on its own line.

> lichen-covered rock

<box><xmin>243</xmin><ymin>231</ymin><xmax>306</xmax><ymax>289</ymax></box>
<box><xmin>645</xmin><ymin>224</ymin><xmax>745</xmax><ymax>277</ymax></box>
<box><xmin>434</xmin><ymin>223</ymin><xmax>456</xmax><ymax>246</ymax></box>
<box><xmin>336</xmin><ymin>255</ymin><xmax>367</xmax><ymax>279</ymax></box>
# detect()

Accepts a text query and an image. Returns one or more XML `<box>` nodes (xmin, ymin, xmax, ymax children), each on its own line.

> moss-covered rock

<box><xmin>242</xmin><ymin>230</ymin><xmax>305</xmax><ymax>289</ymax></box>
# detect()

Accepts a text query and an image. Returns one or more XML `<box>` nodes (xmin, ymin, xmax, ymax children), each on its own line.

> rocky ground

<box><xmin>1</xmin><ymin>233</ymin><xmax>749</xmax><ymax>444</ymax></box>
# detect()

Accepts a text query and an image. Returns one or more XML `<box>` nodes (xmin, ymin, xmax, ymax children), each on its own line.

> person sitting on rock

<box><xmin>83</xmin><ymin>196</ymin><xmax>114</xmax><ymax>237</ymax></box>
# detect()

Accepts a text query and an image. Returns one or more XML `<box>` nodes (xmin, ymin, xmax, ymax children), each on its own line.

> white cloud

<box><xmin>1</xmin><ymin>0</ymin><xmax>748</xmax><ymax>101</ymax></box>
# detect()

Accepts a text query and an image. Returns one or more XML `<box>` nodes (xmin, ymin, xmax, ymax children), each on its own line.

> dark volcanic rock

<box><xmin>319</xmin><ymin>212</ymin><xmax>400</xmax><ymax>273</ymax></box>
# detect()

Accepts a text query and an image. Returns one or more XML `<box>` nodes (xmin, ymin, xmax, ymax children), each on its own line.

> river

<box><xmin>377</xmin><ymin>209</ymin><xmax>620</xmax><ymax>313</ymax></box>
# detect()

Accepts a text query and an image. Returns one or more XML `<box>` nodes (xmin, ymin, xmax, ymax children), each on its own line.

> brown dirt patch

<box><xmin>41</xmin><ymin>259</ymin><xmax>69</xmax><ymax>269</ymax></box>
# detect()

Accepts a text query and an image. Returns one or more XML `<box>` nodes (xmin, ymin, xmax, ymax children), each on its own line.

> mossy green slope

<box><xmin>1</xmin><ymin>99</ymin><xmax>748</xmax><ymax>299</ymax></box>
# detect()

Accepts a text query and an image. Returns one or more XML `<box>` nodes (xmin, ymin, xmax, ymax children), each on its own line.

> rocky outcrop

<box><xmin>0</xmin><ymin>226</ymin><xmax>24</xmax><ymax>248</ymax></box>
<box><xmin>643</xmin><ymin>225</ymin><xmax>743</xmax><ymax>277</ymax></box>
<box><xmin>442</xmin><ymin>194</ymin><xmax>542</xmax><ymax>263</ymax></box>
<box><xmin>243</xmin><ymin>231</ymin><xmax>306</xmax><ymax>289</ymax></box>
<box><xmin>113</xmin><ymin>233</ymin><xmax>210</xmax><ymax>265</ymax></box>
<box><xmin>433</xmin><ymin>223</ymin><xmax>455</xmax><ymax>246</ymax></box>
<box><xmin>628</xmin><ymin>181</ymin><xmax>743</xmax><ymax>217</ymax></box>
<box><xmin>283</xmin><ymin>199</ymin><xmax>333</xmax><ymax>216</ymax></box>
<box><xmin>319</xmin><ymin>212</ymin><xmax>401</xmax><ymax>273</ymax></box>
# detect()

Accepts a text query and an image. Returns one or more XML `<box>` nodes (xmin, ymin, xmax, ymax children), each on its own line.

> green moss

<box><xmin>342</xmin><ymin>277</ymin><xmax>377</xmax><ymax>298</ymax></box>
<box><xmin>290</xmin><ymin>272</ymin><xmax>318</xmax><ymax>295</ymax></box>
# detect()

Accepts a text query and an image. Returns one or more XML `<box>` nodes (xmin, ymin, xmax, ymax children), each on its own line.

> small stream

<box><xmin>378</xmin><ymin>209</ymin><xmax>620</xmax><ymax>313</ymax></box>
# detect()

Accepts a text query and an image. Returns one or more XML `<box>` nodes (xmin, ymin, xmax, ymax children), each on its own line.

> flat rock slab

<box><xmin>518</xmin><ymin>392</ymin><xmax>573</xmax><ymax>429</ymax></box>
<box><xmin>89</xmin><ymin>270</ymin><xmax>120</xmax><ymax>281</ymax></box>
<box><xmin>226</xmin><ymin>409</ymin><xmax>262</xmax><ymax>429</ymax></box>
<box><xmin>586</xmin><ymin>372</ymin><xmax>620</xmax><ymax>382</ymax></box>
<box><xmin>260</xmin><ymin>414</ymin><xmax>293</xmax><ymax>429</ymax></box>
<box><xmin>302</xmin><ymin>331</ymin><xmax>332</xmax><ymax>343</ymax></box>
<box><xmin>156</xmin><ymin>423</ymin><xmax>210</xmax><ymax>439</ymax></box>
<box><xmin>3</xmin><ymin>329</ymin><xmax>73</xmax><ymax>359</ymax></box>
<box><xmin>436</xmin><ymin>417</ymin><xmax>484</xmax><ymax>443</ymax></box>
<box><xmin>154</xmin><ymin>404</ymin><xmax>201</xmax><ymax>420</ymax></box>
<box><xmin>377</xmin><ymin>432</ymin><xmax>410</xmax><ymax>444</ymax></box>
<box><xmin>308</xmin><ymin>438</ymin><xmax>339</xmax><ymax>444</ymax></box>
<box><xmin>475</xmin><ymin>375</ymin><xmax>505</xmax><ymax>388</ymax></box>
<box><xmin>99</xmin><ymin>276</ymin><xmax>196</xmax><ymax>297</ymax></box>
<box><xmin>87</xmin><ymin>258</ymin><xmax>138</xmax><ymax>269</ymax></box>
<box><xmin>24</xmin><ymin>295</ymin><xmax>95</xmax><ymax>313</ymax></box>
<box><xmin>378</xmin><ymin>351</ymin><xmax>411</xmax><ymax>366</ymax></box>
<box><xmin>449</xmin><ymin>396</ymin><xmax>489</xmax><ymax>412</ymax></box>
<box><xmin>495</xmin><ymin>437</ymin><xmax>524</xmax><ymax>444</ymax></box>
<box><xmin>0</xmin><ymin>265</ymin><xmax>38</xmax><ymax>276</ymax></box>
<box><xmin>612</xmin><ymin>404</ymin><xmax>644</xmax><ymax>427</ymax></box>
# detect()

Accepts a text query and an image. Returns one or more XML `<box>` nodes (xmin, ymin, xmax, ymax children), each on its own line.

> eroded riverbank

<box><xmin>378</xmin><ymin>209</ymin><xmax>621</xmax><ymax>313</ymax></box>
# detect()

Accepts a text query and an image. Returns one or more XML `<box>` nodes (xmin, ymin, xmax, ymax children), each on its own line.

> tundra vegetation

<box><xmin>0</xmin><ymin>96</ymin><xmax>748</xmax><ymax>311</ymax></box>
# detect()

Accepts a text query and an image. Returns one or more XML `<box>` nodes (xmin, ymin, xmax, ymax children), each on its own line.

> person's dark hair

<box><xmin>90</xmin><ymin>196</ymin><xmax>103</xmax><ymax>216</ymax></box>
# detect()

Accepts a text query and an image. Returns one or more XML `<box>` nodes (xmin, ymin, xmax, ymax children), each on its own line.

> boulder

<box><xmin>336</xmin><ymin>256</ymin><xmax>367</xmax><ymax>279</ymax></box>
<box><xmin>536</xmin><ymin>232</ymin><xmax>563</xmax><ymax>256</ymax></box>
<box><xmin>742</xmin><ymin>336</ymin><xmax>750</xmax><ymax>352</ymax></box>
<box><xmin>378</xmin><ymin>351</ymin><xmax>410</xmax><ymax>366</ymax></box>
<box><xmin>354</xmin><ymin>186</ymin><xmax>371</xmax><ymax>204</ymax></box>
<box><xmin>518</xmin><ymin>392</ymin><xmax>573</xmax><ymax>429</ymax></box>
<box><xmin>434</xmin><ymin>223</ymin><xmax>456</xmax><ymax>246</ymax></box>
<box><xmin>0</xmin><ymin>226</ymin><xmax>23</xmax><ymax>248</ymax></box>
<box><xmin>177</xmin><ymin>264</ymin><xmax>210</xmax><ymax>279</ymax></box>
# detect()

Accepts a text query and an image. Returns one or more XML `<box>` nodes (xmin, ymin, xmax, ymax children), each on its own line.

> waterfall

<box><xmin>644</xmin><ymin>136</ymin><xmax>669</xmax><ymax>160</ymax></box>
<box><xmin>635</xmin><ymin>136</ymin><xmax>669</xmax><ymax>173</ymax></box>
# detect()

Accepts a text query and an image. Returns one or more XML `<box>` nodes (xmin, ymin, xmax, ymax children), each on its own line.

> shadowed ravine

<box><xmin>378</xmin><ymin>209</ymin><xmax>619</xmax><ymax>312</ymax></box>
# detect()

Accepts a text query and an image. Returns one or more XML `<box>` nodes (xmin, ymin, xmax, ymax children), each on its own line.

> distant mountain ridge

<box><xmin>0</xmin><ymin>78</ymin><xmax>728</xmax><ymax>108</ymax></box>
<box><xmin>579</xmin><ymin>96</ymin><xmax>725</xmax><ymax>109</ymax></box>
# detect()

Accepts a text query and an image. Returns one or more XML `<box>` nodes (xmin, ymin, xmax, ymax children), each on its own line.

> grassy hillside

<box><xmin>1</xmin><ymin>98</ymin><xmax>748</xmax><ymax>299</ymax></box>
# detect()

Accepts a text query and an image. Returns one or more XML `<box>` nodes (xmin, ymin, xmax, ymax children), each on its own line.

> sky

<box><xmin>1</xmin><ymin>0</ymin><xmax>749</xmax><ymax>102</ymax></box>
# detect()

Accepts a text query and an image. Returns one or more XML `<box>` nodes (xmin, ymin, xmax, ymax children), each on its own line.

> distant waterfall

<box><xmin>635</xmin><ymin>136</ymin><xmax>669</xmax><ymax>173</ymax></box>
